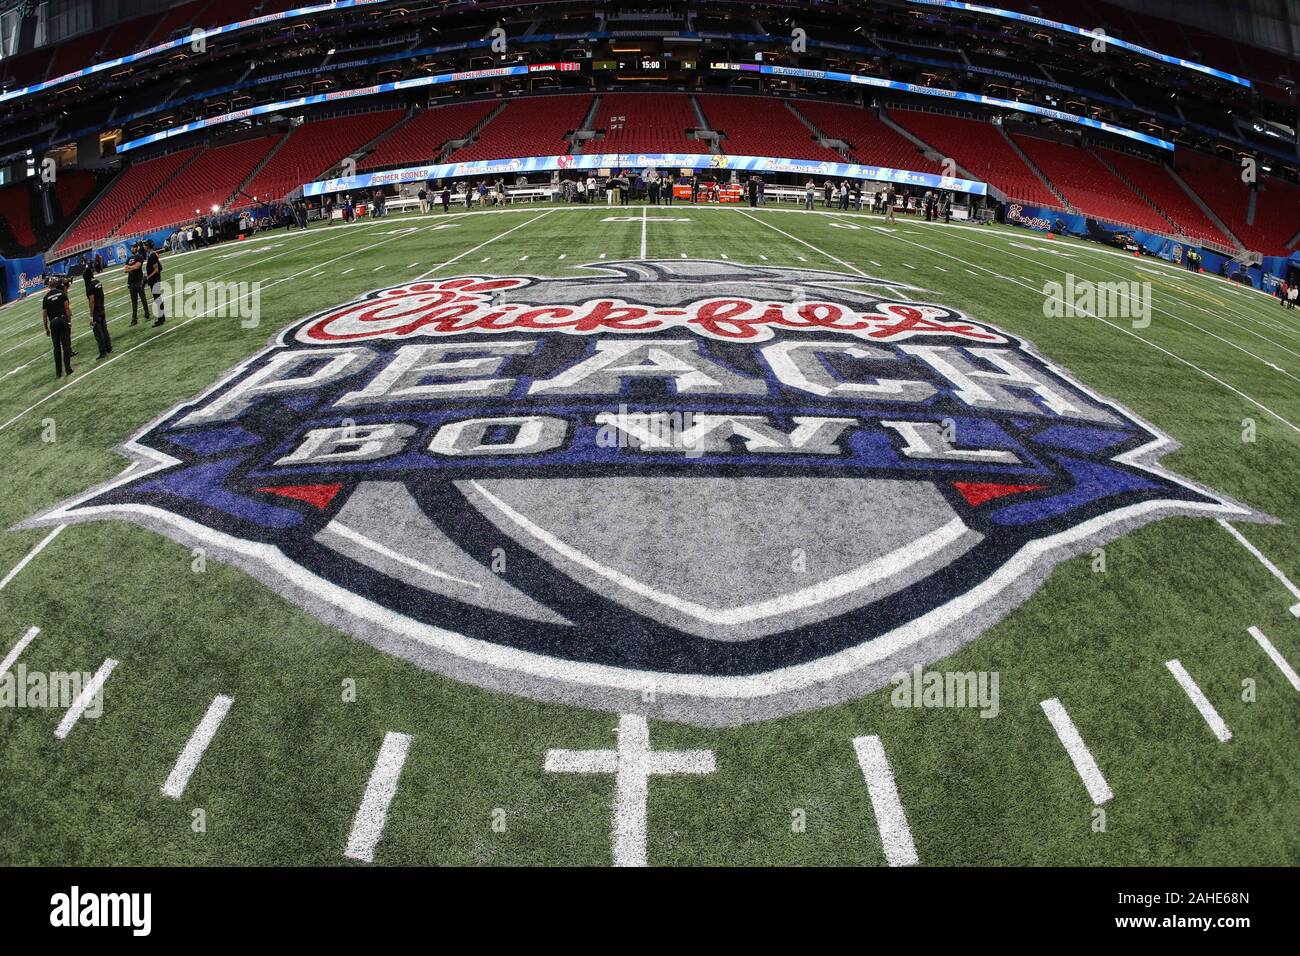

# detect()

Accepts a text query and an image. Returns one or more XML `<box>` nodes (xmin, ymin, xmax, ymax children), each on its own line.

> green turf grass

<box><xmin>0</xmin><ymin>202</ymin><xmax>1296</xmax><ymax>865</ymax></box>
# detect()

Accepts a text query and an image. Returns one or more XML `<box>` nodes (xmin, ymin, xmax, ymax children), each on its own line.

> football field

<box><xmin>0</xmin><ymin>202</ymin><xmax>1297</xmax><ymax>866</ymax></box>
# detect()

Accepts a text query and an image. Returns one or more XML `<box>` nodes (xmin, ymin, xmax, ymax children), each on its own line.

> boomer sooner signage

<box><xmin>25</xmin><ymin>260</ymin><xmax>1260</xmax><ymax>725</ymax></box>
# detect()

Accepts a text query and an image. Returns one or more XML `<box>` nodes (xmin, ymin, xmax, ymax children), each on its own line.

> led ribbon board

<box><xmin>301</xmin><ymin>153</ymin><xmax>989</xmax><ymax>197</ymax></box>
<box><xmin>0</xmin><ymin>0</ymin><xmax>391</xmax><ymax>106</ymax></box>
<box><xmin>116</xmin><ymin>65</ymin><xmax>533</xmax><ymax>153</ymax></box>
<box><xmin>121</xmin><ymin>57</ymin><xmax>1172</xmax><ymax>157</ymax></box>
<box><xmin>907</xmin><ymin>0</ymin><xmax>1251</xmax><ymax>88</ymax></box>
<box><xmin>712</xmin><ymin>62</ymin><xmax>1176</xmax><ymax>151</ymax></box>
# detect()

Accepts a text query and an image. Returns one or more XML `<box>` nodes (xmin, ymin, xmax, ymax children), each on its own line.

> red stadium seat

<box><xmin>235</xmin><ymin>111</ymin><xmax>405</xmax><ymax>206</ymax></box>
<box><xmin>697</xmin><ymin>95</ymin><xmax>844</xmax><ymax>163</ymax></box>
<box><xmin>1093</xmin><ymin>148</ymin><xmax>1233</xmax><ymax>248</ymax></box>
<box><xmin>44</xmin><ymin>32</ymin><xmax>107</xmax><ymax>81</ymax></box>
<box><xmin>1012</xmin><ymin>133</ymin><xmax>1171</xmax><ymax>234</ymax></box>
<box><xmin>580</xmin><ymin>94</ymin><xmax>699</xmax><ymax>155</ymax></box>
<box><xmin>139</xmin><ymin>0</ymin><xmax>206</xmax><ymax>48</ymax></box>
<box><xmin>115</xmin><ymin>135</ymin><xmax>281</xmax><ymax>236</ymax></box>
<box><xmin>1174</xmin><ymin>150</ymin><xmax>1300</xmax><ymax>255</ymax></box>
<box><xmin>0</xmin><ymin>183</ymin><xmax>38</xmax><ymax>252</ymax></box>
<box><xmin>791</xmin><ymin>101</ymin><xmax>942</xmax><ymax>173</ymax></box>
<box><xmin>53</xmin><ymin>170</ymin><xmax>100</xmax><ymax>219</ymax></box>
<box><xmin>360</xmin><ymin>102</ymin><xmax>498</xmax><ymax>170</ymax></box>
<box><xmin>56</xmin><ymin>148</ymin><xmax>200</xmax><ymax>253</ymax></box>
<box><xmin>447</xmin><ymin>96</ymin><xmax>592</xmax><ymax>163</ymax></box>
<box><xmin>888</xmin><ymin>110</ymin><xmax>1060</xmax><ymax>208</ymax></box>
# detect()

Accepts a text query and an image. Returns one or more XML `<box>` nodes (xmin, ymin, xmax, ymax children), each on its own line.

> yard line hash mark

<box><xmin>344</xmin><ymin>731</ymin><xmax>413</xmax><ymax>863</ymax></box>
<box><xmin>545</xmin><ymin>714</ymin><xmax>715</xmax><ymax>867</ymax></box>
<box><xmin>1040</xmin><ymin>698</ymin><xmax>1112</xmax><ymax>805</ymax></box>
<box><xmin>851</xmin><ymin>735</ymin><xmax>918</xmax><ymax>867</ymax></box>
<box><xmin>54</xmin><ymin>657</ymin><xmax>118</xmax><ymax>740</ymax></box>
<box><xmin>1248</xmin><ymin>626</ymin><xmax>1300</xmax><ymax>691</ymax></box>
<box><xmin>0</xmin><ymin>525</ymin><xmax>66</xmax><ymax>592</ymax></box>
<box><xmin>0</xmin><ymin>626</ymin><xmax>39</xmax><ymax>678</ymax></box>
<box><xmin>1165</xmin><ymin>660</ymin><xmax>1232</xmax><ymax>742</ymax></box>
<box><xmin>161</xmin><ymin>694</ymin><xmax>235</xmax><ymax>798</ymax></box>
<box><xmin>1219</xmin><ymin>520</ymin><xmax>1300</xmax><ymax>617</ymax></box>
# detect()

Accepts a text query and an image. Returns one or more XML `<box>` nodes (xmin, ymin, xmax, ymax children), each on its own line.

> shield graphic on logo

<box><xmin>22</xmin><ymin>259</ymin><xmax>1263</xmax><ymax>725</ymax></box>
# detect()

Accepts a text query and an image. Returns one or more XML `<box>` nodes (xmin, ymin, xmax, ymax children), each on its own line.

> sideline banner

<box><xmin>303</xmin><ymin>152</ymin><xmax>989</xmax><ymax>197</ymax></box>
<box><xmin>1005</xmin><ymin>202</ymin><xmax>1269</xmax><ymax>288</ymax></box>
<box><xmin>0</xmin><ymin>254</ymin><xmax>47</xmax><ymax>304</ymax></box>
<box><xmin>47</xmin><ymin>225</ymin><xmax>182</xmax><ymax>268</ymax></box>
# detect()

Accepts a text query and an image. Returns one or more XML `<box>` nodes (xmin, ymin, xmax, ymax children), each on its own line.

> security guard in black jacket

<box><xmin>42</xmin><ymin>275</ymin><xmax>74</xmax><ymax>378</ymax></box>
<box><xmin>125</xmin><ymin>241</ymin><xmax>151</xmax><ymax>325</ymax></box>
<box><xmin>84</xmin><ymin>265</ymin><xmax>112</xmax><ymax>359</ymax></box>
<box><xmin>145</xmin><ymin>239</ymin><xmax>166</xmax><ymax>326</ymax></box>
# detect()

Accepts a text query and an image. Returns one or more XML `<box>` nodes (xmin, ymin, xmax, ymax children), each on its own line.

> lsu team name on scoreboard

<box><xmin>27</xmin><ymin>260</ymin><xmax>1254</xmax><ymax>726</ymax></box>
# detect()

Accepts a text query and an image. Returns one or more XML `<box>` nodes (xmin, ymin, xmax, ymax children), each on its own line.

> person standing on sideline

<box><xmin>884</xmin><ymin>185</ymin><xmax>897</xmax><ymax>222</ymax></box>
<box><xmin>84</xmin><ymin>265</ymin><xmax>111</xmax><ymax>360</ymax></box>
<box><xmin>805</xmin><ymin>179</ymin><xmax>815</xmax><ymax>210</ymax></box>
<box><xmin>441</xmin><ymin>185</ymin><xmax>451</xmax><ymax>212</ymax></box>
<box><xmin>144</xmin><ymin>240</ymin><xmax>166</xmax><ymax>327</ymax></box>
<box><xmin>42</xmin><ymin>276</ymin><xmax>74</xmax><ymax>379</ymax></box>
<box><xmin>124</xmin><ymin>242</ymin><xmax>151</xmax><ymax>326</ymax></box>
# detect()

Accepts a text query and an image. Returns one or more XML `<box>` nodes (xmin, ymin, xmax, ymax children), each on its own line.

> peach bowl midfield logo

<box><xmin>24</xmin><ymin>260</ymin><xmax>1262</xmax><ymax>725</ymax></box>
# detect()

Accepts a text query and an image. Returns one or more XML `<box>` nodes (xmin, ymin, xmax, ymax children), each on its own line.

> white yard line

<box><xmin>739</xmin><ymin>210</ymin><xmax>919</xmax><ymax>289</ymax></box>
<box><xmin>161</xmin><ymin>694</ymin><xmax>234</xmax><ymax>798</ymax></box>
<box><xmin>865</xmin><ymin>223</ymin><xmax>1300</xmax><ymax>436</ymax></box>
<box><xmin>0</xmin><ymin>626</ymin><xmax>39</xmax><ymax>677</ymax></box>
<box><xmin>1247</xmin><ymin>626</ymin><xmax>1300</xmax><ymax>691</ymax></box>
<box><xmin>344</xmin><ymin>731</ymin><xmax>413</xmax><ymax>863</ymax></box>
<box><xmin>414</xmin><ymin>210</ymin><xmax>555</xmax><ymax>282</ymax></box>
<box><xmin>1040</xmin><ymin>698</ymin><xmax>1113</xmax><ymax>805</ymax></box>
<box><xmin>1218</xmin><ymin>520</ymin><xmax>1300</xmax><ymax>617</ymax></box>
<box><xmin>0</xmin><ymin>525</ymin><xmax>66</xmax><ymax>591</ymax></box>
<box><xmin>545</xmin><ymin>714</ymin><xmax>714</xmax><ymax>867</ymax></box>
<box><xmin>54</xmin><ymin>657</ymin><xmax>118</xmax><ymax>740</ymax></box>
<box><xmin>640</xmin><ymin>205</ymin><xmax>648</xmax><ymax>259</ymax></box>
<box><xmin>931</xmin><ymin>225</ymin><xmax>1300</xmax><ymax>378</ymax></box>
<box><xmin>851</xmin><ymin>735</ymin><xmax>918</xmax><ymax>866</ymax></box>
<box><xmin>0</xmin><ymin>219</ymin><xmax>456</xmax><ymax>435</ymax></box>
<box><xmin>1165</xmin><ymin>660</ymin><xmax>1232</xmax><ymax>742</ymax></box>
